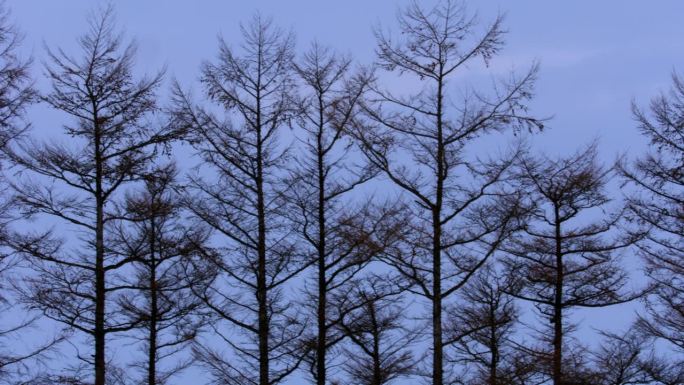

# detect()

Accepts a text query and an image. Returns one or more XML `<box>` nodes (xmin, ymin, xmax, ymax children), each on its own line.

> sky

<box><xmin>7</xmin><ymin>1</ymin><xmax>684</xmax><ymax>384</ymax></box>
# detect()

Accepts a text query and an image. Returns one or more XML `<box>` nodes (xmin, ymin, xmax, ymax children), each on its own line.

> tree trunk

<box><xmin>432</xmin><ymin>213</ymin><xmax>443</xmax><ymax>385</ymax></box>
<box><xmin>552</xmin><ymin>205</ymin><xmax>564</xmax><ymax>385</ymax></box>
<box><xmin>94</xmin><ymin>116</ymin><xmax>106</xmax><ymax>385</ymax></box>
<box><xmin>489</xmin><ymin>307</ymin><xmax>499</xmax><ymax>385</ymax></box>
<box><xmin>316</xmin><ymin>104</ymin><xmax>327</xmax><ymax>385</ymax></box>
<box><xmin>148</xmin><ymin>220</ymin><xmax>158</xmax><ymax>385</ymax></box>
<box><xmin>370</xmin><ymin>302</ymin><xmax>382</xmax><ymax>385</ymax></box>
<box><xmin>432</xmin><ymin>72</ymin><xmax>445</xmax><ymax>385</ymax></box>
<box><xmin>95</xmin><ymin>228</ymin><xmax>106</xmax><ymax>385</ymax></box>
<box><xmin>255</xmin><ymin>75</ymin><xmax>269</xmax><ymax>385</ymax></box>
<box><xmin>257</xmin><ymin>167</ymin><xmax>269</xmax><ymax>385</ymax></box>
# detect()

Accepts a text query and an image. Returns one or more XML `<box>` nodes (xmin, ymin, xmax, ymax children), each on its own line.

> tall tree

<box><xmin>503</xmin><ymin>145</ymin><xmax>640</xmax><ymax>385</ymax></box>
<box><xmin>619</xmin><ymin>73</ymin><xmax>684</xmax><ymax>371</ymax></box>
<box><xmin>171</xmin><ymin>14</ymin><xmax>305</xmax><ymax>385</ymax></box>
<box><xmin>288</xmin><ymin>42</ymin><xmax>400</xmax><ymax>385</ymax></box>
<box><xmin>111</xmin><ymin>164</ymin><xmax>210</xmax><ymax>385</ymax></box>
<box><xmin>353</xmin><ymin>1</ymin><xmax>541</xmax><ymax>383</ymax></box>
<box><xmin>7</xmin><ymin>7</ymin><xmax>181</xmax><ymax>384</ymax></box>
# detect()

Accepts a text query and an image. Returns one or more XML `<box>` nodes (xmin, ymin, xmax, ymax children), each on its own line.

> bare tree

<box><xmin>0</xmin><ymin>306</ymin><xmax>63</xmax><ymax>384</ymax></box>
<box><xmin>619</xmin><ymin>73</ymin><xmax>684</xmax><ymax>370</ymax></box>
<box><xmin>109</xmin><ymin>163</ymin><xmax>211</xmax><ymax>385</ymax></box>
<box><xmin>502</xmin><ymin>145</ymin><xmax>641</xmax><ymax>385</ymax></box>
<box><xmin>171</xmin><ymin>14</ymin><xmax>306</xmax><ymax>385</ymax></box>
<box><xmin>352</xmin><ymin>1</ymin><xmax>541</xmax><ymax>383</ymax></box>
<box><xmin>446</xmin><ymin>265</ymin><xmax>541</xmax><ymax>385</ymax></box>
<box><xmin>338</xmin><ymin>277</ymin><xmax>416</xmax><ymax>385</ymax></box>
<box><xmin>288</xmin><ymin>42</ymin><xmax>404</xmax><ymax>385</ymax></box>
<box><xmin>6</xmin><ymin>7</ymin><xmax>182</xmax><ymax>384</ymax></box>
<box><xmin>0</xmin><ymin>2</ymin><xmax>33</xmax><ymax>151</ymax></box>
<box><xmin>0</xmin><ymin>3</ymin><xmax>65</xmax><ymax>383</ymax></box>
<box><xmin>640</xmin><ymin>356</ymin><xmax>684</xmax><ymax>385</ymax></box>
<box><xmin>587</xmin><ymin>328</ymin><xmax>653</xmax><ymax>385</ymax></box>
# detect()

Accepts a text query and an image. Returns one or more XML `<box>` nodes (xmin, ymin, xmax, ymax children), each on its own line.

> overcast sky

<box><xmin>8</xmin><ymin>1</ymin><xmax>684</xmax><ymax>384</ymax></box>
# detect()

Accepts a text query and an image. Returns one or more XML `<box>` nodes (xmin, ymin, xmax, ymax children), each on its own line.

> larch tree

<box><xmin>171</xmin><ymin>14</ymin><xmax>306</xmax><ymax>385</ymax></box>
<box><xmin>640</xmin><ymin>357</ymin><xmax>684</xmax><ymax>385</ymax></box>
<box><xmin>587</xmin><ymin>329</ymin><xmax>652</xmax><ymax>385</ymax></box>
<box><xmin>6</xmin><ymin>7</ymin><xmax>182</xmax><ymax>384</ymax></box>
<box><xmin>352</xmin><ymin>1</ymin><xmax>541</xmax><ymax>383</ymax></box>
<box><xmin>0</xmin><ymin>3</ymin><xmax>62</xmax><ymax>382</ymax></box>
<box><xmin>0</xmin><ymin>3</ymin><xmax>33</xmax><ymax>150</ymax></box>
<box><xmin>288</xmin><ymin>42</ymin><xmax>403</xmax><ymax>385</ymax></box>
<box><xmin>111</xmin><ymin>163</ymin><xmax>211</xmax><ymax>385</ymax></box>
<box><xmin>619</xmin><ymin>73</ymin><xmax>684</xmax><ymax>373</ymax></box>
<box><xmin>503</xmin><ymin>145</ymin><xmax>641</xmax><ymax>385</ymax></box>
<box><xmin>338</xmin><ymin>277</ymin><xmax>416</xmax><ymax>385</ymax></box>
<box><xmin>446</xmin><ymin>265</ymin><xmax>539</xmax><ymax>385</ymax></box>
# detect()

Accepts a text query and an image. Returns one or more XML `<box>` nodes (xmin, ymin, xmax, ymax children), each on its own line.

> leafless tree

<box><xmin>640</xmin><ymin>356</ymin><xmax>684</xmax><ymax>385</ymax></box>
<box><xmin>338</xmin><ymin>277</ymin><xmax>416</xmax><ymax>385</ymax></box>
<box><xmin>0</xmin><ymin>3</ymin><xmax>65</xmax><ymax>383</ymax></box>
<box><xmin>502</xmin><ymin>145</ymin><xmax>642</xmax><ymax>385</ymax></box>
<box><xmin>445</xmin><ymin>265</ymin><xmax>541</xmax><ymax>385</ymax></box>
<box><xmin>109</xmin><ymin>163</ymin><xmax>212</xmax><ymax>385</ymax></box>
<box><xmin>0</xmin><ymin>0</ymin><xmax>32</xmax><ymax>288</ymax></box>
<box><xmin>587</xmin><ymin>328</ymin><xmax>653</xmax><ymax>385</ymax></box>
<box><xmin>618</xmin><ymin>73</ymin><xmax>684</xmax><ymax>371</ymax></box>
<box><xmin>171</xmin><ymin>14</ymin><xmax>307</xmax><ymax>385</ymax></box>
<box><xmin>0</xmin><ymin>2</ymin><xmax>33</xmax><ymax>152</ymax></box>
<box><xmin>6</xmin><ymin>7</ymin><xmax>182</xmax><ymax>384</ymax></box>
<box><xmin>352</xmin><ymin>1</ymin><xmax>541</xmax><ymax>383</ymax></box>
<box><xmin>287</xmin><ymin>42</ymin><xmax>406</xmax><ymax>385</ymax></box>
<box><xmin>0</xmin><ymin>308</ymin><xmax>64</xmax><ymax>384</ymax></box>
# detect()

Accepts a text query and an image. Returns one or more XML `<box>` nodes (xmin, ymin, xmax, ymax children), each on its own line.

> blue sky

<box><xmin>8</xmin><ymin>1</ymin><xmax>684</xmax><ymax>384</ymax></box>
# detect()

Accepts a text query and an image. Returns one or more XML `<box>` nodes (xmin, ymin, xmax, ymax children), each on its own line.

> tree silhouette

<box><xmin>352</xmin><ymin>1</ymin><xmax>541</xmax><ymax>383</ymax></box>
<box><xmin>446</xmin><ymin>265</ymin><xmax>541</xmax><ymax>385</ymax></box>
<box><xmin>7</xmin><ymin>7</ymin><xmax>181</xmax><ymax>384</ymax></box>
<box><xmin>503</xmin><ymin>145</ymin><xmax>641</xmax><ymax>385</ymax></box>
<box><xmin>620</xmin><ymin>73</ymin><xmax>684</xmax><ymax>373</ymax></box>
<box><xmin>287</xmin><ymin>42</ymin><xmax>407</xmax><ymax>385</ymax></box>
<box><xmin>587</xmin><ymin>328</ymin><xmax>652</xmax><ymax>385</ymax></box>
<box><xmin>171</xmin><ymin>14</ymin><xmax>306</xmax><ymax>385</ymax></box>
<box><xmin>0</xmin><ymin>3</ymin><xmax>64</xmax><ymax>382</ymax></box>
<box><xmin>338</xmin><ymin>277</ymin><xmax>416</xmax><ymax>385</ymax></box>
<box><xmin>111</xmin><ymin>164</ymin><xmax>211</xmax><ymax>385</ymax></box>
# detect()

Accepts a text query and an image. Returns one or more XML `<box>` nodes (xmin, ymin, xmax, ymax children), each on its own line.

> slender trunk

<box><xmin>432</xmin><ymin>213</ymin><xmax>443</xmax><ymax>385</ymax></box>
<box><xmin>489</xmin><ymin>306</ymin><xmax>499</xmax><ymax>385</ymax></box>
<box><xmin>257</xmin><ymin>145</ymin><xmax>268</xmax><ymax>385</ymax></box>
<box><xmin>370</xmin><ymin>302</ymin><xmax>382</xmax><ymax>385</ymax></box>
<box><xmin>255</xmin><ymin>58</ymin><xmax>269</xmax><ymax>385</ymax></box>
<box><xmin>552</xmin><ymin>205</ymin><xmax>563</xmax><ymax>385</ymax></box>
<box><xmin>316</xmin><ymin>248</ymin><xmax>326</xmax><ymax>385</ymax></box>
<box><xmin>315</xmin><ymin>94</ymin><xmax>327</xmax><ymax>385</ymax></box>
<box><xmin>94</xmin><ymin>114</ymin><xmax>106</xmax><ymax>385</ymax></box>
<box><xmin>148</xmin><ymin>220</ymin><xmax>158</xmax><ymax>385</ymax></box>
<box><xmin>432</xmin><ymin>72</ymin><xmax>445</xmax><ymax>385</ymax></box>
